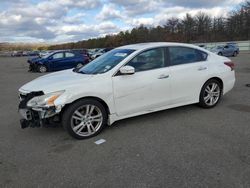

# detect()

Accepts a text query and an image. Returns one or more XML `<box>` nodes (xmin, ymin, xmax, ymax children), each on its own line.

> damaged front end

<box><xmin>18</xmin><ymin>90</ymin><xmax>64</xmax><ymax>128</ymax></box>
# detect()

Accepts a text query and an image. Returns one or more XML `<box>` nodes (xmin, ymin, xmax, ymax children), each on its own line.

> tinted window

<box><xmin>169</xmin><ymin>47</ymin><xmax>207</xmax><ymax>66</ymax></box>
<box><xmin>52</xmin><ymin>52</ymin><xmax>64</xmax><ymax>59</ymax></box>
<box><xmin>127</xmin><ymin>48</ymin><xmax>165</xmax><ymax>72</ymax></box>
<box><xmin>65</xmin><ymin>52</ymin><xmax>75</xmax><ymax>58</ymax></box>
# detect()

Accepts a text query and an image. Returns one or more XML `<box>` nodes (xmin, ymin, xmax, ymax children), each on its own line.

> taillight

<box><xmin>224</xmin><ymin>61</ymin><xmax>235</xmax><ymax>71</ymax></box>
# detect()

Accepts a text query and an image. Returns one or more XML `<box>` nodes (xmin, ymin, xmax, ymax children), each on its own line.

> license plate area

<box><xmin>19</xmin><ymin>109</ymin><xmax>32</xmax><ymax>120</ymax></box>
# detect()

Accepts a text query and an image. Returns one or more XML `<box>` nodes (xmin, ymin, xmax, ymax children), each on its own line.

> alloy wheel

<box><xmin>39</xmin><ymin>66</ymin><xmax>47</xmax><ymax>73</ymax></box>
<box><xmin>203</xmin><ymin>82</ymin><xmax>221</xmax><ymax>106</ymax></box>
<box><xmin>70</xmin><ymin>104</ymin><xmax>103</xmax><ymax>137</ymax></box>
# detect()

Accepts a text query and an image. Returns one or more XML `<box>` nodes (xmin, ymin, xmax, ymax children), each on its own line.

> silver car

<box><xmin>211</xmin><ymin>45</ymin><xmax>238</xmax><ymax>57</ymax></box>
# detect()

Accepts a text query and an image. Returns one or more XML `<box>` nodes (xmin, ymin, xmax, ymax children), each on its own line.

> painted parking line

<box><xmin>94</xmin><ymin>139</ymin><xmax>106</xmax><ymax>145</ymax></box>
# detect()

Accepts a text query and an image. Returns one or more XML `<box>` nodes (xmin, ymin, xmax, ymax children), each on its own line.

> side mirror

<box><xmin>119</xmin><ymin>65</ymin><xmax>135</xmax><ymax>75</ymax></box>
<box><xmin>48</xmin><ymin>56</ymin><xmax>53</xmax><ymax>60</ymax></box>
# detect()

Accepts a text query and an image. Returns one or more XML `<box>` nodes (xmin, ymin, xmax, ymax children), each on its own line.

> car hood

<box><xmin>19</xmin><ymin>69</ymin><xmax>93</xmax><ymax>94</ymax></box>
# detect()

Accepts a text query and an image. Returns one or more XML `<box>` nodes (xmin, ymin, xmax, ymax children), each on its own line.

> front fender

<box><xmin>53</xmin><ymin>80</ymin><xmax>115</xmax><ymax>114</ymax></box>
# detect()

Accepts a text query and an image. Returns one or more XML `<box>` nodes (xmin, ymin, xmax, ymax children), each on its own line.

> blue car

<box><xmin>28</xmin><ymin>50</ymin><xmax>88</xmax><ymax>73</ymax></box>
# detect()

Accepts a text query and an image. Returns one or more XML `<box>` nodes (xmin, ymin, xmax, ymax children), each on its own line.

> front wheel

<box><xmin>199</xmin><ymin>79</ymin><xmax>222</xmax><ymax>108</ymax></box>
<box><xmin>62</xmin><ymin>99</ymin><xmax>107</xmax><ymax>139</ymax></box>
<box><xmin>38</xmin><ymin>65</ymin><xmax>47</xmax><ymax>73</ymax></box>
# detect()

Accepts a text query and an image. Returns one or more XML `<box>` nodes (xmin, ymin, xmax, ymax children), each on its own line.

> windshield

<box><xmin>77</xmin><ymin>49</ymin><xmax>135</xmax><ymax>74</ymax></box>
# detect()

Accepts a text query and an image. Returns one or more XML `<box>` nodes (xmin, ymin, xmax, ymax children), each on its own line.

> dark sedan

<box><xmin>28</xmin><ymin>50</ymin><xmax>88</xmax><ymax>73</ymax></box>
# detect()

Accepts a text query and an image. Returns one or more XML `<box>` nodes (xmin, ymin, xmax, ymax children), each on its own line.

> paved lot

<box><xmin>0</xmin><ymin>54</ymin><xmax>250</xmax><ymax>188</ymax></box>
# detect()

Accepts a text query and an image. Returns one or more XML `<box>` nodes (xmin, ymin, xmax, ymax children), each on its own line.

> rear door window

<box><xmin>168</xmin><ymin>47</ymin><xmax>207</xmax><ymax>66</ymax></box>
<box><xmin>65</xmin><ymin>52</ymin><xmax>75</xmax><ymax>58</ymax></box>
<box><xmin>52</xmin><ymin>52</ymin><xmax>64</xmax><ymax>59</ymax></box>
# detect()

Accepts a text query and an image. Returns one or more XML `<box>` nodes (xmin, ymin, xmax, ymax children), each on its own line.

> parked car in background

<box><xmin>28</xmin><ymin>51</ymin><xmax>40</xmax><ymax>56</ymax></box>
<box><xmin>210</xmin><ymin>45</ymin><xmax>238</xmax><ymax>57</ymax></box>
<box><xmin>22</xmin><ymin>51</ymin><xmax>29</xmax><ymax>56</ymax></box>
<box><xmin>11</xmin><ymin>51</ymin><xmax>23</xmax><ymax>57</ymax></box>
<box><xmin>39</xmin><ymin>51</ymin><xmax>51</xmax><ymax>58</ymax></box>
<box><xmin>87</xmin><ymin>48</ymin><xmax>99</xmax><ymax>57</ymax></box>
<box><xmin>71</xmin><ymin>49</ymin><xmax>90</xmax><ymax>64</ymax></box>
<box><xmin>19</xmin><ymin>42</ymin><xmax>235</xmax><ymax>139</ymax></box>
<box><xmin>91</xmin><ymin>48</ymin><xmax>113</xmax><ymax>59</ymax></box>
<box><xmin>227</xmin><ymin>42</ymin><xmax>240</xmax><ymax>54</ymax></box>
<box><xmin>28</xmin><ymin>50</ymin><xmax>88</xmax><ymax>73</ymax></box>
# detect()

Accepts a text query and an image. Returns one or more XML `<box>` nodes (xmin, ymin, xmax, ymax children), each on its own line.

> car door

<box><xmin>50</xmin><ymin>52</ymin><xmax>65</xmax><ymax>71</ymax></box>
<box><xmin>227</xmin><ymin>45</ymin><xmax>234</xmax><ymax>56</ymax></box>
<box><xmin>112</xmin><ymin>47</ymin><xmax>171</xmax><ymax>117</ymax></box>
<box><xmin>168</xmin><ymin>46</ymin><xmax>209</xmax><ymax>105</ymax></box>
<box><xmin>64</xmin><ymin>52</ymin><xmax>79</xmax><ymax>69</ymax></box>
<box><xmin>223</xmin><ymin>45</ymin><xmax>231</xmax><ymax>56</ymax></box>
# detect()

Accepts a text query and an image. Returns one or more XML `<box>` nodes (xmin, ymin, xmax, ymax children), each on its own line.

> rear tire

<box><xmin>233</xmin><ymin>51</ymin><xmax>237</xmax><ymax>57</ymax></box>
<box><xmin>199</xmin><ymin>79</ymin><xmax>222</xmax><ymax>108</ymax></box>
<box><xmin>218</xmin><ymin>52</ymin><xmax>223</xmax><ymax>56</ymax></box>
<box><xmin>62</xmin><ymin>99</ymin><xmax>107</xmax><ymax>139</ymax></box>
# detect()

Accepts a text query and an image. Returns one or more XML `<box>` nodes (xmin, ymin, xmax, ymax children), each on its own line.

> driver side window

<box><xmin>126</xmin><ymin>48</ymin><xmax>165</xmax><ymax>72</ymax></box>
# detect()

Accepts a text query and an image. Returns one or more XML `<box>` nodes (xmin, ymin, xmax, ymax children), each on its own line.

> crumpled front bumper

<box><xmin>18</xmin><ymin>91</ymin><xmax>59</xmax><ymax>128</ymax></box>
<box><xmin>19</xmin><ymin>106</ymin><xmax>58</xmax><ymax>128</ymax></box>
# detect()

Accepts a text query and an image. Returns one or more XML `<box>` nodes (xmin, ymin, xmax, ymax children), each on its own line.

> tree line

<box><xmin>48</xmin><ymin>1</ymin><xmax>250</xmax><ymax>50</ymax></box>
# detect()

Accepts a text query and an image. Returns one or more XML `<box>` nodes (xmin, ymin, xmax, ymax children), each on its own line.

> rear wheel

<box><xmin>199</xmin><ymin>79</ymin><xmax>222</xmax><ymax>108</ymax></box>
<box><xmin>62</xmin><ymin>99</ymin><xmax>107</xmax><ymax>139</ymax></box>
<box><xmin>38</xmin><ymin>65</ymin><xmax>47</xmax><ymax>73</ymax></box>
<box><xmin>233</xmin><ymin>51</ymin><xmax>237</xmax><ymax>57</ymax></box>
<box><xmin>218</xmin><ymin>52</ymin><xmax>223</xmax><ymax>56</ymax></box>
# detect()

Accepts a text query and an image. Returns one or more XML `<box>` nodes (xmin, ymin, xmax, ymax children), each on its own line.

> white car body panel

<box><xmin>19</xmin><ymin>42</ymin><xmax>235</xmax><ymax>125</ymax></box>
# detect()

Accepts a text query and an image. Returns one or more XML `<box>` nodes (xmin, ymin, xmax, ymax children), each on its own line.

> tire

<box><xmin>218</xmin><ymin>52</ymin><xmax>223</xmax><ymax>56</ymax></box>
<box><xmin>233</xmin><ymin>51</ymin><xmax>237</xmax><ymax>57</ymax></box>
<box><xmin>199</xmin><ymin>79</ymin><xmax>222</xmax><ymax>108</ymax></box>
<box><xmin>38</xmin><ymin>65</ymin><xmax>47</xmax><ymax>73</ymax></box>
<box><xmin>62</xmin><ymin>99</ymin><xmax>107</xmax><ymax>139</ymax></box>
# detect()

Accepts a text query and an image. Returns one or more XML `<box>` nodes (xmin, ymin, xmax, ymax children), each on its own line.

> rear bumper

<box><xmin>223</xmin><ymin>71</ymin><xmax>235</xmax><ymax>95</ymax></box>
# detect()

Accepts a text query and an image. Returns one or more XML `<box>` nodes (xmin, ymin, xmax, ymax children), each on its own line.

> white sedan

<box><xmin>18</xmin><ymin>42</ymin><xmax>235</xmax><ymax>139</ymax></box>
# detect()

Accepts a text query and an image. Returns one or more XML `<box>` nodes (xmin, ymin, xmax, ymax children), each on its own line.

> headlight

<box><xmin>27</xmin><ymin>90</ymin><xmax>65</xmax><ymax>108</ymax></box>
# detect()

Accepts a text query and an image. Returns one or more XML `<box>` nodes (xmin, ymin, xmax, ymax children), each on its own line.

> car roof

<box><xmin>116</xmin><ymin>42</ymin><xmax>201</xmax><ymax>50</ymax></box>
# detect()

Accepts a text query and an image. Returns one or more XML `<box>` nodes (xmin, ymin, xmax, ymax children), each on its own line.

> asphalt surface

<box><xmin>0</xmin><ymin>54</ymin><xmax>250</xmax><ymax>188</ymax></box>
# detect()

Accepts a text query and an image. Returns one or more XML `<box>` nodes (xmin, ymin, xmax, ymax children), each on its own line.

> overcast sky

<box><xmin>0</xmin><ymin>0</ymin><xmax>245</xmax><ymax>43</ymax></box>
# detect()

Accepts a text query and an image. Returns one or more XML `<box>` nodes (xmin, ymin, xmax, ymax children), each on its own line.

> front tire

<box><xmin>199</xmin><ymin>79</ymin><xmax>222</xmax><ymax>108</ymax></box>
<box><xmin>62</xmin><ymin>99</ymin><xmax>107</xmax><ymax>139</ymax></box>
<box><xmin>38</xmin><ymin>65</ymin><xmax>47</xmax><ymax>73</ymax></box>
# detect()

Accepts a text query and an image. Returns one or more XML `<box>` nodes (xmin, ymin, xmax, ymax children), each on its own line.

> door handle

<box><xmin>198</xmin><ymin>67</ymin><xmax>207</xmax><ymax>71</ymax></box>
<box><xmin>158</xmin><ymin>74</ymin><xmax>169</xmax><ymax>79</ymax></box>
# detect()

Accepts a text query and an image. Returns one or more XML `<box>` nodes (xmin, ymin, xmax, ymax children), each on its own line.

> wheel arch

<box><xmin>201</xmin><ymin>77</ymin><xmax>224</xmax><ymax>93</ymax></box>
<box><xmin>61</xmin><ymin>96</ymin><xmax>111</xmax><ymax>116</ymax></box>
